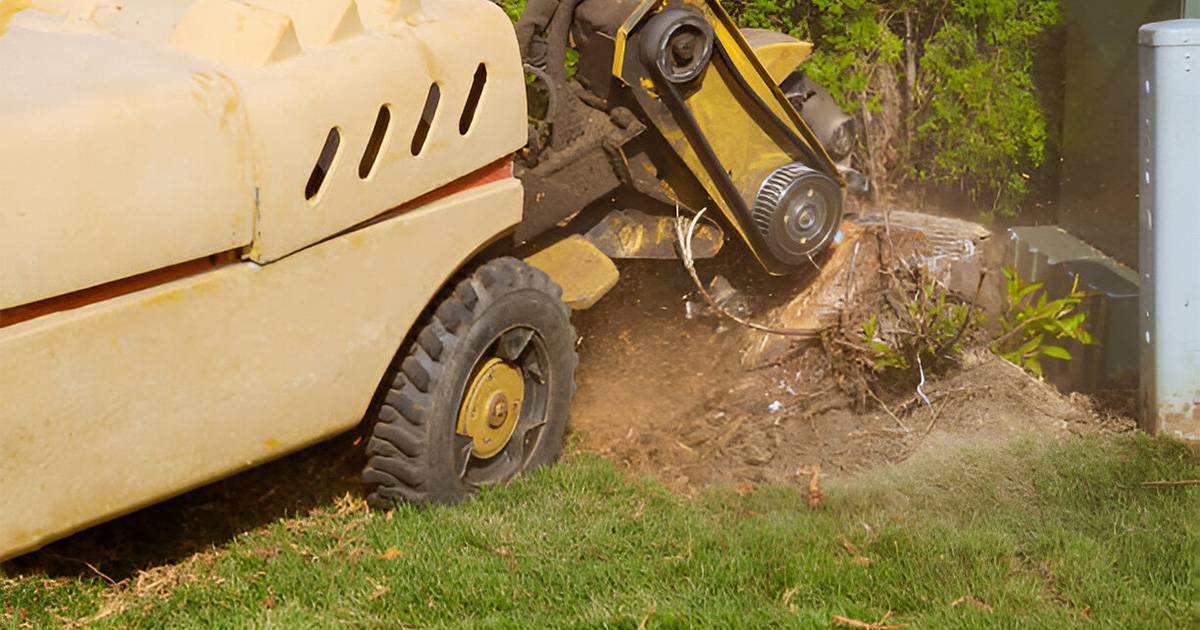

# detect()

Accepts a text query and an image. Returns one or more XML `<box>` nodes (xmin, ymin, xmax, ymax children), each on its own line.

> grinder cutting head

<box><xmin>515</xmin><ymin>0</ymin><xmax>854</xmax><ymax>272</ymax></box>
<box><xmin>752</xmin><ymin>163</ymin><xmax>842</xmax><ymax>264</ymax></box>
<box><xmin>612</xmin><ymin>1</ymin><xmax>846</xmax><ymax>274</ymax></box>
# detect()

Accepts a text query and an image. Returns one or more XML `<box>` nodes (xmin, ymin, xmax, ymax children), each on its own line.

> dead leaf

<box><xmin>56</xmin><ymin>600</ymin><xmax>129</xmax><ymax>630</ymax></box>
<box><xmin>378</xmin><ymin>548</ymin><xmax>404</xmax><ymax>561</ymax></box>
<box><xmin>838</xmin><ymin>536</ymin><xmax>857</xmax><ymax>553</ymax></box>
<box><xmin>781</xmin><ymin>586</ymin><xmax>801</xmax><ymax>612</ymax></box>
<box><xmin>735</xmin><ymin>483</ymin><xmax>757</xmax><ymax>496</ymax></box>
<box><xmin>263</xmin><ymin>594</ymin><xmax>276</xmax><ymax>609</ymax></box>
<box><xmin>632</xmin><ymin>499</ymin><xmax>645</xmax><ymax>521</ymax></box>
<box><xmin>1081</xmin><ymin>606</ymin><xmax>1090</xmax><ymax>618</ymax></box>
<box><xmin>333</xmin><ymin>492</ymin><xmax>365</xmax><ymax>517</ymax></box>
<box><xmin>832</xmin><ymin>612</ymin><xmax>909</xmax><ymax>629</ymax></box>
<box><xmin>250</xmin><ymin>545</ymin><xmax>280</xmax><ymax>564</ymax></box>
<box><xmin>851</xmin><ymin>556</ymin><xmax>871</xmax><ymax>567</ymax></box>
<box><xmin>950</xmin><ymin>595</ymin><xmax>993</xmax><ymax>612</ymax></box>
<box><xmin>368</xmin><ymin>578</ymin><xmax>390</xmax><ymax>601</ymax></box>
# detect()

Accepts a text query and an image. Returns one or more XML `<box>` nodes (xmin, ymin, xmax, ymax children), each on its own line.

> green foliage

<box><xmin>860</xmin><ymin>279</ymin><xmax>982</xmax><ymax>374</ymax></box>
<box><xmin>721</xmin><ymin>0</ymin><xmax>1059</xmax><ymax>215</ymax></box>
<box><xmin>493</xmin><ymin>0</ymin><xmax>578</xmax><ymax>78</ymax></box>
<box><xmin>861</xmin><ymin>314</ymin><xmax>908</xmax><ymax>369</ymax></box>
<box><xmin>992</xmin><ymin>267</ymin><xmax>1095</xmax><ymax>377</ymax></box>
<box><xmin>493</xmin><ymin>0</ymin><xmax>525</xmax><ymax>22</ymax></box>
<box><xmin>914</xmin><ymin>1</ymin><xmax>1055</xmax><ymax>213</ymax></box>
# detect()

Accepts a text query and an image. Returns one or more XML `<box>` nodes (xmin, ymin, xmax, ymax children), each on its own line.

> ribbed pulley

<box><xmin>750</xmin><ymin>162</ymin><xmax>842</xmax><ymax>266</ymax></box>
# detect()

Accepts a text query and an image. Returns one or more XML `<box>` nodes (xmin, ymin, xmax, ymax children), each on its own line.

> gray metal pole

<box><xmin>1138</xmin><ymin>20</ymin><xmax>1200</xmax><ymax>443</ymax></box>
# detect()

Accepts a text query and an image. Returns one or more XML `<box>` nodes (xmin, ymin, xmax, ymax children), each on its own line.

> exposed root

<box><xmin>674</xmin><ymin>208</ymin><xmax>821</xmax><ymax>338</ymax></box>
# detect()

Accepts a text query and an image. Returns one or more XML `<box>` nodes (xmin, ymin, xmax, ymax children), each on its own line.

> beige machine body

<box><xmin>0</xmin><ymin>0</ymin><xmax>529</xmax><ymax>560</ymax></box>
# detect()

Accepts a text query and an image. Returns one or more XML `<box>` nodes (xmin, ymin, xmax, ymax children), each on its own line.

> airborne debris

<box><xmin>706</xmin><ymin>274</ymin><xmax>749</xmax><ymax>317</ymax></box>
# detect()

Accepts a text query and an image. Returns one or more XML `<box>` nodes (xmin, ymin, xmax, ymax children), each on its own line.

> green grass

<box><xmin>4</xmin><ymin>433</ymin><xmax>1197</xmax><ymax>629</ymax></box>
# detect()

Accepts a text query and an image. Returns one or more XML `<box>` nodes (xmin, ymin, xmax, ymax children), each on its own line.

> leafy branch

<box><xmin>991</xmin><ymin>267</ymin><xmax>1095</xmax><ymax>376</ymax></box>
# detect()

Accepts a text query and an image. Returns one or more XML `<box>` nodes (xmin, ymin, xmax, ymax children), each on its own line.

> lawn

<box><xmin>3</xmin><ymin>433</ymin><xmax>1196</xmax><ymax>629</ymax></box>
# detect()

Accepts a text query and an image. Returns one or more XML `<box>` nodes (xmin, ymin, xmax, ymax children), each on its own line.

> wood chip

<box><xmin>806</xmin><ymin>465</ymin><xmax>824</xmax><ymax>507</ymax></box>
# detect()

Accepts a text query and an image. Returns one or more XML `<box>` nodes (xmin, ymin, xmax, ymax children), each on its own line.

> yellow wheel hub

<box><xmin>457</xmin><ymin>357</ymin><xmax>524</xmax><ymax>459</ymax></box>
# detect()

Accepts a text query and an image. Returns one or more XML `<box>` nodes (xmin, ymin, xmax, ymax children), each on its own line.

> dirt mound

<box><xmin>569</xmin><ymin>249</ymin><xmax>1134</xmax><ymax>494</ymax></box>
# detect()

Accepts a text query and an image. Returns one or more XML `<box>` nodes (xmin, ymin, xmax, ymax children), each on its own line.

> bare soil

<box><xmin>569</xmin><ymin>244</ymin><xmax>1135</xmax><ymax>494</ymax></box>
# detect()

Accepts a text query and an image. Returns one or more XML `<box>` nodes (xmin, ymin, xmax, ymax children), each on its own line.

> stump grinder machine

<box><xmin>0</xmin><ymin>0</ymin><xmax>858</xmax><ymax>560</ymax></box>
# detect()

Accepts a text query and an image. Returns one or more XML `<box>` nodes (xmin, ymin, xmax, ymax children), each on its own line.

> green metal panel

<box><xmin>1186</xmin><ymin>0</ymin><xmax>1200</xmax><ymax>18</ymax></box>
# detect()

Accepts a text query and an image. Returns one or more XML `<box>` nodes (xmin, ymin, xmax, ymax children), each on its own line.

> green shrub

<box><xmin>722</xmin><ymin>0</ymin><xmax>1058</xmax><ymax>216</ymax></box>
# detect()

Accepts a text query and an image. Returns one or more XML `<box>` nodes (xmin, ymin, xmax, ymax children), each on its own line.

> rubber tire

<box><xmin>362</xmin><ymin>257</ymin><xmax>577</xmax><ymax>508</ymax></box>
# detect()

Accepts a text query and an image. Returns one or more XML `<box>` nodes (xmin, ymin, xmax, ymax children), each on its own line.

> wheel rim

<box><xmin>453</xmin><ymin>325</ymin><xmax>551</xmax><ymax>486</ymax></box>
<box><xmin>779</xmin><ymin>188</ymin><xmax>830</xmax><ymax>247</ymax></box>
<box><xmin>457</xmin><ymin>358</ymin><xmax>524</xmax><ymax>459</ymax></box>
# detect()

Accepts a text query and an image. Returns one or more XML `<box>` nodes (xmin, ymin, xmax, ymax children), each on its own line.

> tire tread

<box><xmin>362</xmin><ymin>257</ymin><xmax>575</xmax><ymax>509</ymax></box>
